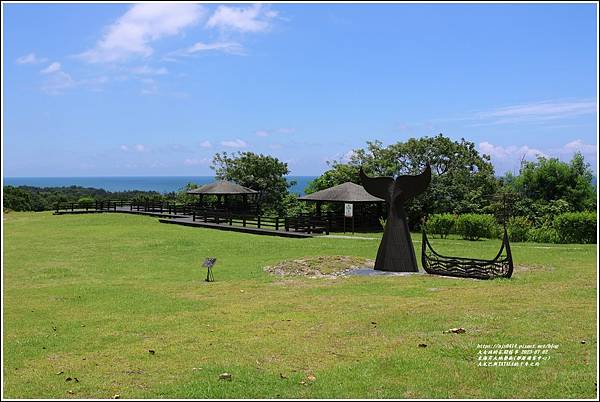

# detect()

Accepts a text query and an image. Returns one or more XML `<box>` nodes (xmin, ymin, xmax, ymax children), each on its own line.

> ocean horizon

<box><xmin>3</xmin><ymin>176</ymin><xmax>317</xmax><ymax>196</ymax></box>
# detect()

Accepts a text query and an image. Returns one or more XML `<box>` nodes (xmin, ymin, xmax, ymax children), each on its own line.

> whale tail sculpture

<box><xmin>360</xmin><ymin>164</ymin><xmax>431</xmax><ymax>272</ymax></box>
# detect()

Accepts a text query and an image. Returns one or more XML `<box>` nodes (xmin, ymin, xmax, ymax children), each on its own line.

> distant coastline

<box><xmin>2</xmin><ymin>176</ymin><xmax>317</xmax><ymax>196</ymax></box>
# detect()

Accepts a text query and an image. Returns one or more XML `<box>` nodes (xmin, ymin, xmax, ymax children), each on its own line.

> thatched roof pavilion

<box><xmin>187</xmin><ymin>180</ymin><xmax>258</xmax><ymax>212</ymax></box>
<box><xmin>298</xmin><ymin>182</ymin><xmax>384</xmax><ymax>203</ymax></box>
<box><xmin>187</xmin><ymin>180</ymin><xmax>258</xmax><ymax>195</ymax></box>
<box><xmin>298</xmin><ymin>182</ymin><xmax>384</xmax><ymax>217</ymax></box>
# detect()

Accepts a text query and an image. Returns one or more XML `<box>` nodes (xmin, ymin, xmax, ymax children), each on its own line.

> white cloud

<box><xmin>166</xmin><ymin>41</ymin><xmax>245</xmax><ymax>60</ymax></box>
<box><xmin>38</xmin><ymin>61</ymin><xmax>108</xmax><ymax>94</ymax></box>
<box><xmin>479</xmin><ymin>139</ymin><xmax>598</xmax><ymax>174</ymax></box>
<box><xmin>472</xmin><ymin>99</ymin><xmax>596</xmax><ymax>126</ymax></box>
<box><xmin>130</xmin><ymin>65</ymin><xmax>168</xmax><ymax>75</ymax></box>
<box><xmin>119</xmin><ymin>144</ymin><xmax>148</xmax><ymax>152</ymax></box>
<box><xmin>327</xmin><ymin>149</ymin><xmax>358</xmax><ymax>164</ymax></box>
<box><xmin>16</xmin><ymin>53</ymin><xmax>47</xmax><ymax>64</ymax></box>
<box><xmin>221</xmin><ymin>139</ymin><xmax>248</xmax><ymax>148</ymax></box>
<box><xmin>184</xmin><ymin>158</ymin><xmax>209</xmax><ymax>166</ymax></box>
<box><xmin>562</xmin><ymin>139</ymin><xmax>596</xmax><ymax>154</ymax></box>
<box><xmin>255</xmin><ymin>128</ymin><xmax>295</xmax><ymax>137</ymax></box>
<box><xmin>78</xmin><ymin>3</ymin><xmax>205</xmax><ymax>63</ymax></box>
<box><xmin>39</xmin><ymin>62</ymin><xmax>75</xmax><ymax>94</ymax></box>
<box><xmin>199</xmin><ymin>140</ymin><xmax>212</xmax><ymax>148</ymax></box>
<box><xmin>479</xmin><ymin>141</ymin><xmax>546</xmax><ymax>160</ymax></box>
<box><xmin>206</xmin><ymin>4</ymin><xmax>278</xmax><ymax>33</ymax></box>
<box><xmin>188</xmin><ymin>41</ymin><xmax>245</xmax><ymax>55</ymax></box>
<box><xmin>341</xmin><ymin>150</ymin><xmax>356</xmax><ymax>162</ymax></box>
<box><xmin>40</xmin><ymin>62</ymin><xmax>61</xmax><ymax>74</ymax></box>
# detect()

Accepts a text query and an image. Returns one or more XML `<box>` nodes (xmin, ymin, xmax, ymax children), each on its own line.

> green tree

<box><xmin>3</xmin><ymin>186</ymin><xmax>165</xmax><ymax>212</ymax></box>
<box><xmin>304</xmin><ymin>162</ymin><xmax>360</xmax><ymax>194</ymax></box>
<box><xmin>171</xmin><ymin>182</ymin><xmax>201</xmax><ymax>204</ymax></box>
<box><xmin>3</xmin><ymin>186</ymin><xmax>33</xmax><ymax>211</ymax></box>
<box><xmin>211</xmin><ymin>151</ymin><xmax>293</xmax><ymax>214</ymax></box>
<box><xmin>514</xmin><ymin>152</ymin><xmax>595</xmax><ymax>212</ymax></box>
<box><xmin>307</xmin><ymin>134</ymin><xmax>499</xmax><ymax>227</ymax></box>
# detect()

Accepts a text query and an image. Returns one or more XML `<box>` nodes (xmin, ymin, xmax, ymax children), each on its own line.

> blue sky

<box><xmin>3</xmin><ymin>2</ymin><xmax>598</xmax><ymax>177</ymax></box>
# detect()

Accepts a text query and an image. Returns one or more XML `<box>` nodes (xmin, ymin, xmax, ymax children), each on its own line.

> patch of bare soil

<box><xmin>264</xmin><ymin>255</ymin><xmax>375</xmax><ymax>278</ymax></box>
<box><xmin>513</xmin><ymin>264</ymin><xmax>552</xmax><ymax>273</ymax></box>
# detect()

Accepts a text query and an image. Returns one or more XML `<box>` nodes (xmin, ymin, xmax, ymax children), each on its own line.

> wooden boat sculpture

<box><xmin>421</xmin><ymin>227</ymin><xmax>514</xmax><ymax>279</ymax></box>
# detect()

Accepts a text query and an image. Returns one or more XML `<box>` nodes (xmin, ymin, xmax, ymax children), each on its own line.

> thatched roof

<box><xmin>187</xmin><ymin>180</ymin><xmax>258</xmax><ymax>195</ymax></box>
<box><xmin>298</xmin><ymin>182</ymin><xmax>384</xmax><ymax>203</ymax></box>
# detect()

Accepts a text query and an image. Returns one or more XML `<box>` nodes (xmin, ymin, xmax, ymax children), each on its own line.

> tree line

<box><xmin>3</xmin><ymin>186</ymin><xmax>164</xmax><ymax>212</ymax></box>
<box><xmin>4</xmin><ymin>133</ymin><xmax>597</xmax><ymax>243</ymax></box>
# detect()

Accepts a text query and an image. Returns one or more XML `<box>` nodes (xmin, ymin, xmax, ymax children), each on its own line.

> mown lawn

<box><xmin>2</xmin><ymin>212</ymin><xmax>597</xmax><ymax>399</ymax></box>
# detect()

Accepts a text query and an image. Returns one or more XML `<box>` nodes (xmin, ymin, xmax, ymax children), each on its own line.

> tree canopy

<box><xmin>512</xmin><ymin>152</ymin><xmax>596</xmax><ymax>212</ymax></box>
<box><xmin>307</xmin><ymin>134</ymin><xmax>499</xmax><ymax>227</ymax></box>
<box><xmin>211</xmin><ymin>151</ymin><xmax>293</xmax><ymax>214</ymax></box>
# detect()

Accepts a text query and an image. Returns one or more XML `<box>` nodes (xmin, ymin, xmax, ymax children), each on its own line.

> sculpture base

<box><xmin>345</xmin><ymin>268</ymin><xmax>423</xmax><ymax>277</ymax></box>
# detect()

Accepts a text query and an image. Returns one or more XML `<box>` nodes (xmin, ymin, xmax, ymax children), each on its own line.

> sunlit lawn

<box><xmin>3</xmin><ymin>212</ymin><xmax>597</xmax><ymax>398</ymax></box>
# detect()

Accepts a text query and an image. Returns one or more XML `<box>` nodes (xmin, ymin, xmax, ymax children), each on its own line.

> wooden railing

<box><xmin>55</xmin><ymin>199</ymin><xmax>131</xmax><ymax>213</ymax></box>
<box><xmin>191</xmin><ymin>209</ymin><xmax>333</xmax><ymax>234</ymax></box>
<box><xmin>55</xmin><ymin>199</ymin><xmax>198</xmax><ymax>215</ymax></box>
<box><xmin>128</xmin><ymin>200</ymin><xmax>195</xmax><ymax>215</ymax></box>
<box><xmin>55</xmin><ymin>199</ymin><xmax>381</xmax><ymax>234</ymax></box>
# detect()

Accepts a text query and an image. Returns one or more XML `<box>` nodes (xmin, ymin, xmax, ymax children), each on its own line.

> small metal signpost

<box><xmin>203</xmin><ymin>257</ymin><xmax>216</xmax><ymax>282</ymax></box>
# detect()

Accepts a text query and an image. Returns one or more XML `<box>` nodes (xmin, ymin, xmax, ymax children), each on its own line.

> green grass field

<box><xmin>3</xmin><ymin>212</ymin><xmax>597</xmax><ymax>399</ymax></box>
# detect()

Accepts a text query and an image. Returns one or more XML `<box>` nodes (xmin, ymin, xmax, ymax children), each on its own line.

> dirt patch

<box><xmin>514</xmin><ymin>264</ymin><xmax>552</xmax><ymax>273</ymax></box>
<box><xmin>264</xmin><ymin>255</ymin><xmax>374</xmax><ymax>278</ymax></box>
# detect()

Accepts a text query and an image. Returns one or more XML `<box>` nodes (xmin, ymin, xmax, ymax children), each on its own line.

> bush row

<box><xmin>426</xmin><ymin>212</ymin><xmax>597</xmax><ymax>244</ymax></box>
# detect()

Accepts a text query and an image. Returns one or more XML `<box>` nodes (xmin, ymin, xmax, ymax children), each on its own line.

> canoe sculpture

<box><xmin>421</xmin><ymin>228</ymin><xmax>514</xmax><ymax>279</ymax></box>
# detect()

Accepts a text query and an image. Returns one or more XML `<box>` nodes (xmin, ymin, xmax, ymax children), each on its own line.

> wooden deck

<box><xmin>54</xmin><ymin>207</ymin><xmax>188</xmax><ymax>219</ymax></box>
<box><xmin>158</xmin><ymin>218</ymin><xmax>314</xmax><ymax>238</ymax></box>
<box><xmin>54</xmin><ymin>207</ymin><xmax>314</xmax><ymax>238</ymax></box>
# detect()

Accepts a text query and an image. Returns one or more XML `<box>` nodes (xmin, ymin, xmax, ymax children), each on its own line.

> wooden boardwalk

<box><xmin>54</xmin><ymin>207</ymin><xmax>188</xmax><ymax>219</ymax></box>
<box><xmin>158</xmin><ymin>218</ymin><xmax>313</xmax><ymax>238</ymax></box>
<box><xmin>54</xmin><ymin>207</ymin><xmax>314</xmax><ymax>238</ymax></box>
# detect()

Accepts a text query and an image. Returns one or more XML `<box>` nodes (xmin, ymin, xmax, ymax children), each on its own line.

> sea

<box><xmin>3</xmin><ymin>176</ymin><xmax>317</xmax><ymax>196</ymax></box>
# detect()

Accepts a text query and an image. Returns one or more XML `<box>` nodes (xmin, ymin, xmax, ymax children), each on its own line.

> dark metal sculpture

<box><xmin>421</xmin><ymin>228</ymin><xmax>514</xmax><ymax>279</ymax></box>
<box><xmin>360</xmin><ymin>164</ymin><xmax>431</xmax><ymax>272</ymax></box>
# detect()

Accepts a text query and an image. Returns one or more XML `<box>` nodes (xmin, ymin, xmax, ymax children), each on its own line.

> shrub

<box><xmin>507</xmin><ymin>216</ymin><xmax>531</xmax><ymax>242</ymax></box>
<box><xmin>426</xmin><ymin>213</ymin><xmax>456</xmax><ymax>238</ymax></box>
<box><xmin>526</xmin><ymin>226</ymin><xmax>559</xmax><ymax>244</ymax></box>
<box><xmin>379</xmin><ymin>217</ymin><xmax>387</xmax><ymax>230</ymax></box>
<box><xmin>553</xmin><ymin>212</ymin><xmax>597</xmax><ymax>244</ymax></box>
<box><xmin>281</xmin><ymin>193</ymin><xmax>312</xmax><ymax>217</ymax></box>
<box><xmin>455</xmin><ymin>214</ymin><xmax>498</xmax><ymax>240</ymax></box>
<box><xmin>78</xmin><ymin>196</ymin><xmax>95</xmax><ymax>207</ymax></box>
